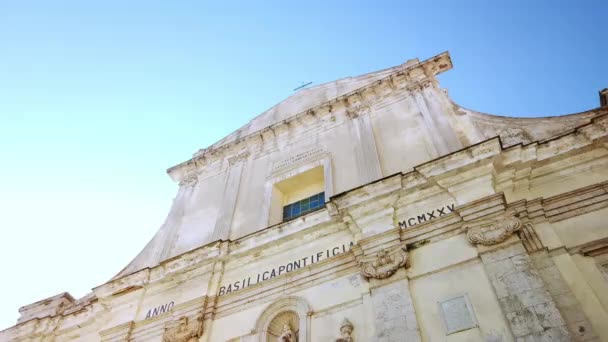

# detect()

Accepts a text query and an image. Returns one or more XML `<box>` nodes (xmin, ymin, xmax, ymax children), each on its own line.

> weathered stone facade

<box><xmin>2</xmin><ymin>52</ymin><xmax>608</xmax><ymax>341</ymax></box>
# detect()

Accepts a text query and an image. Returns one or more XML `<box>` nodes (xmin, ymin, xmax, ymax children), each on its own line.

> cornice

<box><xmin>167</xmin><ymin>52</ymin><xmax>453</xmax><ymax>183</ymax></box>
<box><xmin>6</xmin><ymin>111</ymin><xmax>607</xmax><ymax>340</ymax></box>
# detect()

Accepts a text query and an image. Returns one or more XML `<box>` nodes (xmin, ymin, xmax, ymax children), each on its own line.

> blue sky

<box><xmin>0</xmin><ymin>0</ymin><xmax>606</xmax><ymax>330</ymax></box>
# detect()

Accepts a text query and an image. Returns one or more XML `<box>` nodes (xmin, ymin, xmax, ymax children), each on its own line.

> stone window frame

<box><xmin>260</xmin><ymin>149</ymin><xmax>333</xmax><ymax>227</ymax></box>
<box><xmin>437</xmin><ymin>292</ymin><xmax>479</xmax><ymax>335</ymax></box>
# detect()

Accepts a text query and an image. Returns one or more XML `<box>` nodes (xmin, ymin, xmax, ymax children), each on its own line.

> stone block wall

<box><xmin>480</xmin><ymin>243</ymin><xmax>571</xmax><ymax>341</ymax></box>
<box><xmin>529</xmin><ymin>251</ymin><xmax>599</xmax><ymax>342</ymax></box>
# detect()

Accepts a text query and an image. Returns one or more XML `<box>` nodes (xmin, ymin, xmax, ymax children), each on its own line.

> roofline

<box><xmin>166</xmin><ymin>51</ymin><xmax>453</xmax><ymax>177</ymax></box>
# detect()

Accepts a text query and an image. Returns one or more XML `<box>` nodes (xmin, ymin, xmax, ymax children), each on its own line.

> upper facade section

<box><xmin>114</xmin><ymin>51</ymin><xmax>606</xmax><ymax>279</ymax></box>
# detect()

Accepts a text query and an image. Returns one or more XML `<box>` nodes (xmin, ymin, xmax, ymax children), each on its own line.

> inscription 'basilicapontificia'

<box><xmin>398</xmin><ymin>203</ymin><xmax>455</xmax><ymax>229</ymax></box>
<box><xmin>218</xmin><ymin>242</ymin><xmax>355</xmax><ymax>296</ymax></box>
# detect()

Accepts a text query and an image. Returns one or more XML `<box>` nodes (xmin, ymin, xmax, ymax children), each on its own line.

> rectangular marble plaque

<box><xmin>438</xmin><ymin>294</ymin><xmax>477</xmax><ymax>334</ymax></box>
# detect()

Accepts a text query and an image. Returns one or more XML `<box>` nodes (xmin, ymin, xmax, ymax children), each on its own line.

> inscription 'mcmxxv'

<box><xmin>398</xmin><ymin>203</ymin><xmax>455</xmax><ymax>229</ymax></box>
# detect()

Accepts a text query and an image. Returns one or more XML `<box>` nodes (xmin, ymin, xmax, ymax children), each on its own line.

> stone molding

<box><xmin>5</xmin><ymin>113</ymin><xmax>608</xmax><ymax>340</ymax></box>
<box><xmin>465</xmin><ymin>212</ymin><xmax>523</xmax><ymax>246</ymax></box>
<box><xmin>568</xmin><ymin>237</ymin><xmax>608</xmax><ymax>257</ymax></box>
<box><xmin>359</xmin><ymin>246</ymin><xmax>409</xmax><ymax>280</ymax></box>
<box><xmin>227</xmin><ymin>151</ymin><xmax>250</xmax><ymax>167</ymax></box>
<box><xmin>179</xmin><ymin>171</ymin><xmax>199</xmax><ymax>187</ymax></box>
<box><xmin>167</xmin><ymin>52</ymin><xmax>452</xmax><ymax>183</ymax></box>
<box><xmin>519</xmin><ymin>222</ymin><xmax>544</xmax><ymax>252</ymax></box>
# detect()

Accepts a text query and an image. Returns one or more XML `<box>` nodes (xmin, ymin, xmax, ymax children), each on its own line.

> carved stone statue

<box><xmin>335</xmin><ymin>318</ymin><xmax>354</xmax><ymax>342</ymax></box>
<box><xmin>278</xmin><ymin>320</ymin><xmax>295</xmax><ymax>342</ymax></box>
<box><xmin>163</xmin><ymin>312</ymin><xmax>204</xmax><ymax>342</ymax></box>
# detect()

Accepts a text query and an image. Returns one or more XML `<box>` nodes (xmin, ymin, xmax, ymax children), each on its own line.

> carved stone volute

<box><xmin>465</xmin><ymin>213</ymin><xmax>522</xmax><ymax>246</ymax></box>
<box><xmin>163</xmin><ymin>312</ymin><xmax>204</xmax><ymax>342</ymax></box>
<box><xmin>228</xmin><ymin>151</ymin><xmax>250</xmax><ymax>166</ymax></box>
<box><xmin>179</xmin><ymin>172</ymin><xmax>199</xmax><ymax>187</ymax></box>
<box><xmin>359</xmin><ymin>246</ymin><xmax>408</xmax><ymax>280</ymax></box>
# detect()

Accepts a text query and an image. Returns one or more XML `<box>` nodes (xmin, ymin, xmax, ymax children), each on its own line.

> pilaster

<box><xmin>355</xmin><ymin>230</ymin><xmax>421</xmax><ymax>342</ymax></box>
<box><xmin>466</xmin><ymin>213</ymin><xmax>571</xmax><ymax>341</ymax></box>
<box><xmin>369</xmin><ymin>277</ymin><xmax>420</xmax><ymax>342</ymax></box>
<box><xmin>211</xmin><ymin>152</ymin><xmax>249</xmax><ymax>241</ymax></box>
<box><xmin>411</xmin><ymin>85</ymin><xmax>450</xmax><ymax>157</ymax></box>
<box><xmin>200</xmin><ymin>242</ymin><xmax>228</xmax><ymax>342</ymax></box>
<box><xmin>346</xmin><ymin>105</ymin><xmax>383</xmax><ymax>185</ymax></box>
<box><xmin>421</xmin><ymin>82</ymin><xmax>463</xmax><ymax>152</ymax></box>
<box><xmin>529</xmin><ymin>250</ymin><xmax>599</xmax><ymax>342</ymax></box>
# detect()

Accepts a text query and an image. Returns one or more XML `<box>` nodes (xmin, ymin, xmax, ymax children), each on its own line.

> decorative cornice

<box><xmin>179</xmin><ymin>172</ymin><xmax>199</xmax><ymax>187</ymax></box>
<box><xmin>167</xmin><ymin>52</ymin><xmax>453</xmax><ymax>182</ymax></box>
<box><xmin>227</xmin><ymin>151</ymin><xmax>250</xmax><ymax>167</ymax></box>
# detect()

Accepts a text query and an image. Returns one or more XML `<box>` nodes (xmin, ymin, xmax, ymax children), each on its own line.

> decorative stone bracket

<box><xmin>465</xmin><ymin>212</ymin><xmax>522</xmax><ymax>246</ymax></box>
<box><xmin>162</xmin><ymin>311</ymin><xmax>204</xmax><ymax>342</ymax></box>
<box><xmin>359</xmin><ymin>246</ymin><xmax>409</xmax><ymax>280</ymax></box>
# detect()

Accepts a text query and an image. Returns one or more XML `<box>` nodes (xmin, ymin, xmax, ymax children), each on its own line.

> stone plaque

<box><xmin>438</xmin><ymin>294</ymin><xmax>477</xmax><ymax>334</ymax></box>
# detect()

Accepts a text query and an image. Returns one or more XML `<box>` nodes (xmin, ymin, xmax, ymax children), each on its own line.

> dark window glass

<box><xmin>301</xmin><ymin>202</ymin><xmax>310</xmax><ymax>211</ymax></box>
<box><xmin>282</xmin><ymin>191</ymin><xmax>325</xmax><ymax>221</ymax></box>
<box><xmin>292</xmin><ymin>203</ymin><xmax>301</xmax><ymax>216</ymax></box>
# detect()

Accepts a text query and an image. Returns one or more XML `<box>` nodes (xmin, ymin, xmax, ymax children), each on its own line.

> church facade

<box><xmin>3</xmin><ymin>52</ymin><xmax>608</xmax><ymax>341</ymax></box>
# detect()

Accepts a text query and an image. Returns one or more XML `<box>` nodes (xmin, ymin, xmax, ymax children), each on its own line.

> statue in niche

<box><xmin>335</xmin><ymin>318</ymin><xmax>354</xmax><ymax>342</ymax></box>
<box><xmin>278</xmin><ymin>320</ymin><xmax>295</xmax><ymax>342</ymax></box>
<box><xmin>163</xmin><ymin>312</ymin><xmax>204</xmax><ymax>342</ymax></box>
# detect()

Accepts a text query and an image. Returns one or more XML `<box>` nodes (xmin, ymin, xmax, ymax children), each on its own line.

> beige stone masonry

<box><xmin>3</xmin><ymin>101</ymin><xmax>608</xmax><ymax>341</ymax></box>
<box><xmin>529</xmin><ymin>251</ymin><xmax>599</xmax><ymax>342</ymax></box>
<box><xmin>473</xmin><ymin>233</ymin><xmax>571</xmax><ymax>341</ymax></box>
<box><xmin>370</xmin><ymin>278</ymin><xmax>421</xmax><ymax>342</ymax></box>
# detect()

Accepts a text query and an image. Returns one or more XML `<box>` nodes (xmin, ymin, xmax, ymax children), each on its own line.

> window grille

<box><xmin>282</xmin><ymin>192</ymin><xmax>325</xmax><ymax>221</ymax></box>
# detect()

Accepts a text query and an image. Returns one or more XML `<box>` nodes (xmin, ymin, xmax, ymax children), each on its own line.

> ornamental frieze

<box><xmin>359</xmin><ymin>246</ymin><xmax>409</xmax><ymax>280</ymax></box>
<box><xmin>465</xmin><ymin>213</ymin><xmax>522</xmax><ymax>246</ymax></box>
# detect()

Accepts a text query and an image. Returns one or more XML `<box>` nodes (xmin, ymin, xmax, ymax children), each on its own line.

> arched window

<box><xmin>255</xmin><ymin>296</ymin><xmax>311</xmax><ymax>342</ymax></box>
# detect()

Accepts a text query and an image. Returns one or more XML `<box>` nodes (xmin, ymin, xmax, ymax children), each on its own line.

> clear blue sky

<box><xmin>0</xmin><ymin>0</ymin><xmax>606</xmax><ymax>330</ymax></box>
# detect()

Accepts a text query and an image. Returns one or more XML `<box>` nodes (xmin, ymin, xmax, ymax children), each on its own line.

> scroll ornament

<box><xmin>179</xmin><ymin>172</ymin><xmax>199</xmax><ymax>187</ymax></box>
<box><xmin>335</xmin><ymin>318</ymin><xmax>354</xmax><ymax>342</ymax></box>
<box><xmin>466</xmin><ymin>214</ymin><xmax>522</xmax><ymax>246</ymax></box>
<box><xmin>360</xmin><ymin>247</ymin><xmax>408</xmax><ymax>280</ymax></box>
<box><xmin>163</xmin><ymin>312</ymin><xmax>204</xmax><ymax>342</ymax></box>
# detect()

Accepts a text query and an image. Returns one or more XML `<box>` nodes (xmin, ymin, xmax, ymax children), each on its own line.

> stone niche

<box><xmin>267</xmin><ymin>311</ymin><xmax>299</xmax><ymax>341</ymax></box>
<box><xmin>255</xmin><ymin>297</ymin><xmax>311</xmax><ymax>342</ymax></box>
